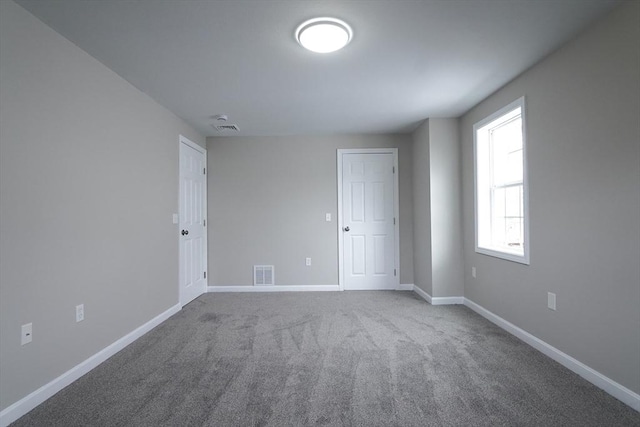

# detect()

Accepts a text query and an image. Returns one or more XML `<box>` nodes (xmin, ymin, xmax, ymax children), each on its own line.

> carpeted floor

<box><xmin>12</xmin><ymin>291</ymin><xmax>640</xmax><ymax>426</ymax></box>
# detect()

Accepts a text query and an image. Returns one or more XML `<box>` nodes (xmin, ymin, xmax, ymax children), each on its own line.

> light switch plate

<box><xmin>172</xmin><ymin>214</ymin><xmax>179</xmax><ymax>224</ymax></box>
<box><xmin>325</xmin><ymin>213</ymin><xmax>331</xmax><ymax>222</ymax></box>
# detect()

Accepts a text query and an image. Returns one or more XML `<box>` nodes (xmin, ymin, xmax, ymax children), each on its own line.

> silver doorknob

<box><xmin>343</xmin><ymin>226</ymin><xmax>350</xmax><ymax>232</ymax></box>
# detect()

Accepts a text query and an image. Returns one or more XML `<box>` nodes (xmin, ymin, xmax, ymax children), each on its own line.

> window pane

<box><xmin>491</xmin><ymin>146</ymin><xmax>504</xmax><ymax>185</ymax></box>
<box><xmin>491</xmin><ymin>187</ymin><xmax>506</xmax><ymax>247</ymax></box>
<box><xmin>506</xmin><ymin>149</ymin><xmax>523</xmax><ymax>184</ymax></box>
<box><xmin>505</xmin><ymin>217</ymin><xmax>523</xmax><ymax>250</ymax></box>
<box><xmin>490</xmin><ymin>117</ymin><xmax>522</xmax><ymax>186</ymax></box>
<box><xmin>505</xmin><ymin>185</ymin><xmax>522</xmax><ymax>218</ymax></box>
<box><xmin>491</xmin><ymin>185</ymin><xmax>523</xmax><ymax>253</ymax></box>
<box><xmin>492</xmin><ymin>118</ymin><xmax>522</xmax><ymax>151</ymax></box>
<box><xmin>493</xmin><ymin>187</ymin><xmax>506</xmax><ymax>218</ymax></box>
<box><xmin>493</xmin><ymin>216</ymin><xmax>506</xmax><ymax>247</ymax></box>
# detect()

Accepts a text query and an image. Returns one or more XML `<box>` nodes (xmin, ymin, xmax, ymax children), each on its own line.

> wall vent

<box><xmin>253</xmin><ymin>265</ymin><xmax>274</xmax><ymax>286</ymax></box>
<box><xmin>212</xmin><ymin>124</ymin><xmax>240</xmax><ymax>132</ymax></box>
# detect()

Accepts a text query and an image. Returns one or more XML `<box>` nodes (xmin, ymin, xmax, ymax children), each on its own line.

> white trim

<box><xmin>473</xmin><ymin>96</ymin><xmax>530</xmax><ymax>265</ymax></box>
<box><xmin>432</xmin><ymin>296</ymin><xmax>465</xmax><ymax>305</ymax></box>
<box><xmin>411</xmin><ymin>286</ymin><xmax>464</xmax><ymax>305</ymax></box>
<box><xmin>179</xmin><ymin>134</ymin><xmax>206</xmax><ymax>154</ymax></box>
<box><xmin>464</xmin><ymin>298</ymin><xmax>640</xmax><ymax>411</ymax></box>
<box><xmin>0</xmin><ymin>304</ymin><xmax>181</xmax><ymax>427</ymax></box>
<box><xmin>392</xmin><ymin>149</ymin><xmax>401</xmax><ymax>291</ymax></box>
<box><xmin>413</xmin><ymin>285</ymin><xmax>432</xmax><ymax>303</ymax></box>
<box><xmin>337</xmin><ymin>148</ymin><xmax>400</xmax><ymax>292</ymax></box>
<box><xmin>178</xmin><ymin>135</ymin><xmax>208</xmax><ymax>307</ymax></box>
<box><xmin>208</xmin><ymin>285</ymin><xmax>341</xmax><ymax>293</ymax></box>
<box><xmin>397</xmin><ymin>284</ymin><xmax>414</xmax><ymax>291</ymax></box>
<box><xmin>337</xmin><ymin>151</ymin><xmax>345</xmax><ymax>291</ymax></box>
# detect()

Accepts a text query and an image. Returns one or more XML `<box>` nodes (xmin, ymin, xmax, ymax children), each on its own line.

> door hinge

<box><xmin>393</xmin><ymin>217</ymin><xmax>396</xmax><ymax>225</ymax></box>
<box><xmin>392</xmin><ymin>166</ymin><xmax>395</xmax><ymax>173</ymax></box>
<box><xmin>203</xmin><ymin>219</ymin><xmax>206</xmax><ymax>227</ymax></box>
<box><xmin>204</xmin><ymin>271</ymin><xmax>206</xmax><ymax>279</ymax></box>
<box><xmin>394</xmin><ymin>269</ymin><xmax>397</xmax><ymax>276</ymax></box>
<box><xmin>203</xmin><ymin>167</ymin><xmax>206</xmax><ymax>175</ymax></box>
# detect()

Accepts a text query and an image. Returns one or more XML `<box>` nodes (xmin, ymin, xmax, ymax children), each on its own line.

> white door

<box><xmin>339</xmin><ymin>150</ymin><xmax>398</xmax><ymax>290</ymax></box>
<box><xmin>179</xmin><ymin>136</ymin><xmax>207</xmax><ymax>306</ymax></box>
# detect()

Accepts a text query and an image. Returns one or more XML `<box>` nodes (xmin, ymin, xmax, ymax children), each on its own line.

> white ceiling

<box><xmin>16</xmin><ymin>0</ymin><xmax>619</xmax><ymax>137</ymax></box>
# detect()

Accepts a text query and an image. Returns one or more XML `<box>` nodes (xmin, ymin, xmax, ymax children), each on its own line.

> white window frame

<box><xmin>473</xmin><ymin>96</ymin><xmax>530</xmax><ymax>265</ymax></box>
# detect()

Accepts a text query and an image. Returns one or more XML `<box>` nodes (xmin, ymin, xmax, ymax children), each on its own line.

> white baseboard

<box><xmin>208</xmin><ymin>285</ymin><xmax>341</xmax><ymax>293</ymax></box>
<box><xmin>432</xmin><ymin>296</ymin><xmax>464</xmax><ymax>305</ymax></box>
<box><xmin>411</xmin><ymin>286</ymin><xmax>464</xmax><ymax>305</ymax></box>
<box><xmin>0</xmin><ymin>304</ymin><xmax>181</xmax><ymax>427</ymax></box>
<box><xmin>464</xmin><ymin>298</ymin><xmax>640</xmax><ymax>412</ymax></box>
<box><xmin>412</xmin><ymin>285</ymin><xmax>432</xmax><ymax>303</ymax></box>
<box><xmin>208</xmin><ymin>285</ymin><xmax>415</xmax><ymax>293</ymax></box>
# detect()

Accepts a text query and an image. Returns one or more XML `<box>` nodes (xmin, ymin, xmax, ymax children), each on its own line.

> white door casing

<box><xmin>179</xmin><ymin>136</ymin><xmax>207</xmax><ymax>306</ymax></box>
<box><xmin>338</xmin><ymin>149</ymin><xmax>399</xmax><ymax>290</ymax></box>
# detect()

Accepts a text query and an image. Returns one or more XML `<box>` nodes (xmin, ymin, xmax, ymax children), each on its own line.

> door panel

<box><xmin>341</xmin><ymin>152</ymin><xmax>396</xmax><ymax>290</ymax></box>
<box><xmin>351</xmin><ymin>235</ymin><xmax>366</xmax><ymax>275</ymax></box>
<box><xmin>179</xmin><ymin>139</ymin><xmax>207</xmax><ymax>306</ymax></box>
<box><xmin>351</xmin><ymin>182</ymin><xmax>365</xmax><ymax>222</ymax></box>
<box><xmin>373</xmin><ymin>234</ymin><xmax>387</xmax><ymax>275</ymax></box>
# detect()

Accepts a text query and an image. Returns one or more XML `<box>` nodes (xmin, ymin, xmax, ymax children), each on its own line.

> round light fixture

<box><xmin>295</xmin><ymin>17</ymin><xmax>352</xmax><ymax>53</ymax></box>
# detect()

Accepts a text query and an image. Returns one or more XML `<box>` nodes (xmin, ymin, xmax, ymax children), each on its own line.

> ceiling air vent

<box><xmin>213</xmin><ymin>124</ymin><xmax>240</xmax><ymax>132</ymax></box>
<box><xmin>254</xmin><ymin>265</ymin><xmax>274</xmax><ymax>286</ymax></box>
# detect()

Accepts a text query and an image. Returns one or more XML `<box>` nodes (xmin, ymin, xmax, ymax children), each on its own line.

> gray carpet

<box><xmin>12</xmin><ymin>291</ymin><xmax>639</xmax><ymax>426</ymax></box>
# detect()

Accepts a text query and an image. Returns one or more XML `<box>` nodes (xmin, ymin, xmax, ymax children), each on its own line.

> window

<box><xmin>474</xmin><ymin>97</ymin><xmax>529</xmax><ymax>264</ymax></box>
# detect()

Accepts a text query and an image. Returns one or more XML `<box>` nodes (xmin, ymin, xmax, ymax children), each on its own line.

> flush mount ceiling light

<box><xmin>295</xmin><ymin>17</ymin><xmax>353</xmax><ymax>53</ymax></box>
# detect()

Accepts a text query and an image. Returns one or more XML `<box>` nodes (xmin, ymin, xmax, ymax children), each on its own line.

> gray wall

<box><xmin>411</xmin><ymin>122</ymin><xmax>433</xmax><ymax>295</ymax></box>
<box><xmin>429</xmin><ymin>119</ymin><xmax>464</xmax><ymax>298</ymax></box>
<box><xmin>0</xmin><ymin>0</ymin><xmax>205</xmax><ymax>411</ymax></box>
<box><xmin>412</xmin><ymin>119</ymin><xmax>464</xmax><ymax>298</ymax></box>
<box><xmin>207</xmin><ymin>134</ymin><xmax>414</xmax><ymax>287</ymax></box>
<box><xmin>460</xmin><ymin>1</ymin><xmax>639</xmax><ymax>394</ymax></box>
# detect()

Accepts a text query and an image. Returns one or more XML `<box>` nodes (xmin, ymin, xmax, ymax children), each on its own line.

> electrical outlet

<box><xmin>471</xmin><ymin>267</ymin><xmax>476</xmax><ymax>278</ymax></box>
<box><xmin>76</xmin><ymin>304</ymin><xmax>85</xmax><ymax>322</ymax></box>
<box><xmin>547</xmin><ymin>292</ymin><xmax>556</xmax><ymax>311</ymax></box>
<box><xmin>305</xmin><ymin>257</ymin><xmax>312</xmax><ymax>266</ymax></box>
<box><xmin>21</xmin><ymin>323</ymin><xmax>32</xmax><ymax>345</ymax></box>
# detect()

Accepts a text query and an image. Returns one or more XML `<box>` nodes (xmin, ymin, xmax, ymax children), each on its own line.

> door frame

<box><xmin>337</xmin><ymin>148</ymin><xmax>400</xmax><ymax>291</ymax></box>
<box><xmin>178</xmin><ymin>135</ymin><xmax>208</xmax><ymax>306</ymax></box>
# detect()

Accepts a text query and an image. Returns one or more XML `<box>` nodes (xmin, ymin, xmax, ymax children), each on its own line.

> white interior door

<box><xmin>179</xmin><ymin>136</ymin><xmax>207</xmax><ymax>306</ymax></box>
<box><xmin>339</xmin><ymin>150</ymin><xmax>398</xmax><ymax>290</ymax></box>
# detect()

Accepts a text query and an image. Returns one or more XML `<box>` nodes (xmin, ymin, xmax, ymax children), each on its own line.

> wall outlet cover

<box><xmin>76</xmin><ymin>304</ymin><xmax>85</xmax><ymax>322</ymax></box>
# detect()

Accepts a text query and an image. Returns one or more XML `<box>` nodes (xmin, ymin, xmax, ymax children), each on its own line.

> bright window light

<box><xmin>474</xmin><ymin>97</ymin><xmax>529</xmax><ymax>264</ymax></box>
<box><xmin>296</xmin><ymin>18</ymin><xmax>352</xmax><ymax>53</ymax></box>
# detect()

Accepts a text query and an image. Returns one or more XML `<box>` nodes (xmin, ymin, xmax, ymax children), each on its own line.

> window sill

<box><xmin>476</xmin><ymin>246</ymin><xmax>530</xmax><ymax>265</ymax></box>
